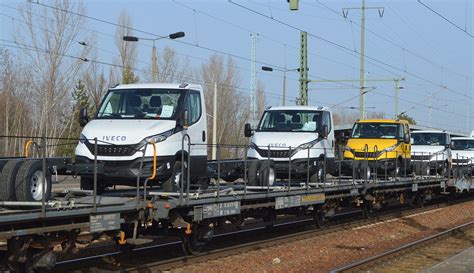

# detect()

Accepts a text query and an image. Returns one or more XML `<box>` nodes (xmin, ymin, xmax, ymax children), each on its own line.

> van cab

<box><xmin>245</xmin><ymin>106</ymin><xmax>335</xmax><ymax>183</ymax></box>
<box><xmin>343</xmin><ymin>119</ymin><xmax>411</xmax><ymax>178</ymax></box>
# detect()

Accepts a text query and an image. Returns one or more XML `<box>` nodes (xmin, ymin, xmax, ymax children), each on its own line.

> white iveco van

<box><xmin>75</xmin><ymin>83</ymin><xmax>208</xmax><ymax>191</ymax></box>
<box><xmin>451</xmin><ymin>137</ymin><xmax>474</xmax><ymax>172</ymax></box>
<box><xmin>245</xmin><ymin>106</ymin><xmax>335</xmax><ymax>183</ymax></box>
<box><xmin>410</xmin><ymin>130</ymin><xmax>451</xmax><ymax>175</ymax></box>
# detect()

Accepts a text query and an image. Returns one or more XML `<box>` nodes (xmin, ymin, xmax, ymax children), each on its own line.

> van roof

<box><xmin>111</xmin><ymin>83</ymin><xmax>203</xmax><ymax>91</ymax></box>
<box><xmin>266</xmin><ymin>106</ymin><xmax>329</xmax><ymax>111</ymax></box>
<box><xmin>411</xmin><ymin>130</ymin><xmax>447</xmax><ymax>134</ymax></box>
<box><xmin>452</xmin><ymin>137</ymin><xmax>474</xmax><ymax>140</ymax></box>
<box><xmin>357</xmin><ymin>119</ymin><xmax>409</xmax><ymax>124</ymax></box>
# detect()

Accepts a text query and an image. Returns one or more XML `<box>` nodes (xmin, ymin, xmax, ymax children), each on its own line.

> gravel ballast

<box><xmin>173</xmin><ymin>200</ymin><xmax>474</xmax><ymax>273</ymax></box>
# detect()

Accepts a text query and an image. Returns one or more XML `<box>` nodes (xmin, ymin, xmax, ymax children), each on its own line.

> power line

<box><xmin>229</xmin><ymin>0</ymin><xmax>474</xmax><ymax>101</ymax></box>
<box><xmin>29</xmin><ymin>1</ymin><xmax>368</xmax><ymax>92</ymax></box>
<box><xmin>418</xmin><ymin>0</ymin><xmax>474</xmax><ymax>38</ymax></box>
<box><xmin>311</xmin><ymin>0</ymin><xmax>472</xmax><ymax>81</ymax></box>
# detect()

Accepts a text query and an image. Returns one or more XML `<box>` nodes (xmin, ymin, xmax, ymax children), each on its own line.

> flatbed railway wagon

<box><xmin>1</xmin><ymin>135</ymin><xmax>472</xmax><ymax>272</ymax></box>
<box><xmin>1</xmin><ymin>82</ymin><xmax>473</xmax><ymax>271</ymax></box>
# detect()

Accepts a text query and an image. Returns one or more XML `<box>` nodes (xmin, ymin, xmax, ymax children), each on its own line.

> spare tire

<box><xmin>15</xmin><ymin>160</ymin><xmax>52</xmax><ymax>202</ymax></box>
<box><xmin>0</xmin><ymin>160</ymin><xmax>24</xmax><ymax>201</ymax></box>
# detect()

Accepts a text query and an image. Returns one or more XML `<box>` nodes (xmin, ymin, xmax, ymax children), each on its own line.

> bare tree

<box><xmin>200</xmin><ymin>54</ymin><xmax>251</xmax><ymax>158</ymax></box>
<box><xmin>114</xmin><ymin>10</ymin><xmax>139</xmax><ymax>84</ymax></box>
<box><xmin>256</xmin><ymin>80</ymin><xmax>267</xmax><ymax>117</ymax></box>
<box><xmin>155</xmin><ymin>47</ymin><xmax>192</xmax><ymax>83</ymax></box>
<box><xmin>14</xmin><ymin>0</ymin><xmax>89</xmax><ymax>155</ymax></box>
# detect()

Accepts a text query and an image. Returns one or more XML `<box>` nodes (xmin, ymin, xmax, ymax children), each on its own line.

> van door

<box><xmin>183</xmin><ymin>90</ymin><xmax>207</xmax><ymax>177</ymax></box>
<box><xmin>322</xmin><ymin>111</ymin><xmax>335</xmax><ymax>159</ymax></box>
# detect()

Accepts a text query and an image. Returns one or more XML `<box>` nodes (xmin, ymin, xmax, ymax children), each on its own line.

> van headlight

<box><xmin>383</xmin><ymin>143</ymin><xmax>400</xmax><ymax>153</ymax></box>
<box><xmin>249</xmin><ymin>142</ymin><xmax>257</xmax><ymax>150</ymax></box>
<box><xmin>79</xmin><ymin>134</ymin><xmax>88</xmax><ymax>144</ymax></box>
<box><xmin>139</xmin><ymin>129</ymin><xmax>175</xmax><ymax>147</ymax></box>
<box><xmin>291</xmin><ymin>139</ymin><xmax>320</xmax><ymax>156</ymax></box>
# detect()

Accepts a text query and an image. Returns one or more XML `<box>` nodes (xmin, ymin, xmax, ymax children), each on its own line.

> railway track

<box><xmin>331</xmin><ymin>220</ymin><xmax>474</xmax><ymax>273</ymax></box>
<box><xmin>54</xmin><ymin>195</ymin><xmax>473</xmax><ymax>273</ymax></box>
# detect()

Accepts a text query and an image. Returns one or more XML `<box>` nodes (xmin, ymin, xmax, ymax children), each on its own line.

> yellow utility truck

<box><xmin>342</xmin><ymin>119</ymin><xmax>411</xmax><ymax>179</ymax></box>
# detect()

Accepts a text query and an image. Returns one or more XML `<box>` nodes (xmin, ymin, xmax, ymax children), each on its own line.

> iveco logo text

<box><xmin>269</xmin><ymin>143</ymin><xmax>286</xmax><ymax>147</ymax></box>
<box><xmin>102</xmin><ymin>136</ymin><xmax>126</xmax><ymax>141</ymax></box>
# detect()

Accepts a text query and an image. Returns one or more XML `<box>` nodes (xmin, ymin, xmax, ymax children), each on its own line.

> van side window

<box><xmin>323</xmin><ymin>111</ymin><xmax>331</xmax><ymax>132</ymax></box>
<box><xmin>184</xmin><ymin>91</ymin><xmax>202</xmax><ymax>125</ymax></box>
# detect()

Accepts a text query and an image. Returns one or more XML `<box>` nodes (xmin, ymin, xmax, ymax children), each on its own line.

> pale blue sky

<box><xmin>1</xmin><ymin>0</ymin><xmax>473</xmax><ymax>133</ymax></box>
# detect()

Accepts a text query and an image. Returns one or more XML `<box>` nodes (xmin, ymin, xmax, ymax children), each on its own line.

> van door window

<box><xmin>184</xmin><ymin>91</ymin><xmax>202</xmax><ymax>125</ymax></box>
<box><xmin>323</xmin><ymin>111</ymin><xmax>331</xmax><ymax>132</ymax></box>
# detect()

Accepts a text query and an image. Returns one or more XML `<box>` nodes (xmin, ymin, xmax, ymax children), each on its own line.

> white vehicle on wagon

<box><xmin>245</xmin><ymin>106</ymin><xmax>335</xmax><ymax>184</ymax></box>
<box><xmin>410</xmin><ymin>130</ymin><xmax>451</xmax><ymax>176</ymax></box>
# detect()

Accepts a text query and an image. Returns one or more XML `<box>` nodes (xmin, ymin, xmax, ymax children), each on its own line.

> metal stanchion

<box><xmin>93</xmin><ymin>137</ymin><xmax>98</xmax><ymax>213</ymax></box>
<box><xmin>41</xmin><ymin>137</ymin><xmax>47</xmax><ymax>218</ymax></box>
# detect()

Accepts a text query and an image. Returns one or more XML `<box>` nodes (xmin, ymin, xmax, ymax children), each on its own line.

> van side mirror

<box><xmin>244</xmin><ymin>123</ymin><xmax>252</xmax><ymax>138</ymax></box>
<box><xmin>321</xmin><ymin>125</ymin><xmax>329</xmax><ymax>139</ymax></box>
<box><xmin>79</xmin><ymin>108</ymin><xmax>89</xmax><ymax>127</ymax></box>
<box><xmin>403</xmin><ymin>133</ymin><xmax>410</xmax><ymax>144</ymax></box>
<box><xmin>450</xmin><ymin>141</ymin><xmax>455</xmax><ymax>149</ymax></box>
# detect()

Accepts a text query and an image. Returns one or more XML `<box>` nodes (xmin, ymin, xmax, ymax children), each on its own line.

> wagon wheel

<box><xmin>362</xmin><ymin>200</ymin><xmax>373</xmax><ymax>219</ymax></box>
<box><xmin>181</xmin><ymin>225</ymin><xmax>207</xmax><ymax>256</ymax></box>
<box><xmin>314</xmin><ymin>210</ymin><xmax>328</xmax><ymax>229</ymax></box>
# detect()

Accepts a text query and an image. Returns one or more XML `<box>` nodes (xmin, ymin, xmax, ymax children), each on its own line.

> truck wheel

<box><xmin>310</xmin><ymin>160</ymin><xmax>326</xmax><ymax>182</ymax></box>
<box><xmin>247</xmin><ymin>160</ymin><xmax>260</xmax><ymax>186</ymax></box>
<box><xmin>15</xmin><ymin>160</ymin><xmax>52</xmax><ymax>202</ymax></box>
<box><xmin>163</xmin><ymin>161</ymin><xmax>187</xmax><ymax>192</ymax></box>
<box><xmin>438</xmin><ymin>162</ymin><xmax>448</xmax><ymax>176</ymax></box>
<box><xmin>391</xmin><ymin>159</ymin><xmax>402</xmax><ymax>178</ymax></box>
<box><xmin>0</xmin><ymin>160</ymin><xmax>24</xmax><ymax>201</ymax></box>
<box><xmin>258</xmin><ymin>160</ymin><xmax>276</xmax><ymax>186</ymax></box>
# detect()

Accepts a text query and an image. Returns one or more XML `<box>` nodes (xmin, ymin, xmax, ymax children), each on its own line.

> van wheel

<box><xmin>247</xmin><ymin>160</ymin><xmax>260</xmax><ymax>186</ymax></box>
<box><xmin>310</xmin><ymin>160</ymin><xmax>326</xmax><ymax>182</ymax></box>
<box><xmin>163</xmin><ymin>161</ymin><xmax>187</xmax><ymax>192</ymax></box>
<box><xmin>391</xmin><ymin>159</ymin><xmax>402</xmax><ymax>178</ymax></box>
<box><xmin>0</xmin><ymin>160</ymin><xmax>24</xmax><ymax>201</ymax></box>
<box><xmin>15</xmin><ymin>160</ymin><xmax>52</xmax><ymax>202</ymax></box>
<box><xmin>258</xmin><ymin>160</ymin><xmax>276</xmax><ymax>186</ymax></box>
<box><xmin>438</xmin><ymin>162</ymin><xmax>448</xmax><ymax>176</ymax></box>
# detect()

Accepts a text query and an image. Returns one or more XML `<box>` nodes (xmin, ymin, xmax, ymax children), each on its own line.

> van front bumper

<box><xmin>75</xmin><ymin>156</ymin><xmax>175</xmax><ymax>183</ymax></box>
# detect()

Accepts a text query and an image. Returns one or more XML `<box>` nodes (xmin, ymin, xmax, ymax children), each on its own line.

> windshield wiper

<box><xmin>99</xmin><ymin>113</ymin><xmax>122</xmax><ymax>119</ymax></box>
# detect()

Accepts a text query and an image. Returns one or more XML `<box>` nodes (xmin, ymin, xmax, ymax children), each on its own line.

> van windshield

<box><xmin>96</xmin><ymin>88</ymin><xmax>184</xmax><ymax>120</ymax></box>
<box><xmin>257</xmin><ymin>110</ymin><xmax>322</xmax><ymax>132</ymax></box>
<box><xmin>452</xmin><ymin>139</ymin><xmax>474</xmax><ymax>150</ymax></box>
<box><xmin>351</xmin><ymin>123</ymin><xmax>402</xmax><ymax>139</ymax></box>
<box><xmin>412</xmin><ymin>133</ymin><xmax>447</xmax><ymax>146</ymax></box>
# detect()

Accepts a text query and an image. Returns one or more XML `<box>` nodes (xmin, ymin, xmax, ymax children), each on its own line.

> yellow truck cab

<box><xmin>343</xmin><ymin>119</ymin><xmax>411</xmax><ymax>179</ymax></box>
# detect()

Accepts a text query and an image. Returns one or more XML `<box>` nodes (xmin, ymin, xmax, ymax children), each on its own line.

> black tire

<box><xmin>258</xmin><ymin>160</ymin><xmax>276</xmax><ymax>186</ymax></box>
<box><xmin>362</xmin><ymin>200</ymin><xmax>373</xmax><ymax>219</ymax></box>
<box><xmin>15</xmin><ymin>160</ymin><xmax>52</xmax><ymax>202</ymax></box>
<box><xmin>361</xmin><ymin>163</ymin><xmax>371</xmax><ymax>181</ymax></box>
<box><xmin>247</xmin><ymin>160</ymin><xmax>260</xmax><ymax>186</ymax></box>
<box><xmin>0</xmin><ymin>160</ymin><xmax>24</xmax><ymax>201</ymax></box>
<box><xmin>163</xmin><ymin>161</ymin><xmax>187</xmax><ymax>192</ymax></box>
<box><xmin>352</xmin><ymin>161</ymin><xmax>360</xmax><ymax>179</ymax></box>
<box><xmin>314</xmin><ymin>210</ymin><xmax>327</xmax><ymax>229</ymax></box>
<box><xmin>391</xmin><ymin>159</ymin><xmax>402</xmax><ymax>178</ymax></box>
<box><xmin>310</xmin><ymin>160</ymin><xmax>326</xmax><ymax>182</ymax></box>
<box><xmin>438</xmin><ymin>161</ymin><xmax>448</xmax><ymax>176</ymax></box>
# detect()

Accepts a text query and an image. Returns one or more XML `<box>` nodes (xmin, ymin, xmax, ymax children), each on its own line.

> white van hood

<box><xmin>252</xmin><ymin>131</ymin><xmax>319</xmax><ymax>149</ymax></box>
<box><xmin>81</xmin><ymin>119</ymin><xmax>176</xmax><ymax>145</ymax></box>
<box><xmin>411</xmin><ymin>145</ymin><xmax>445</xmax><ymax>155</ymax></box>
